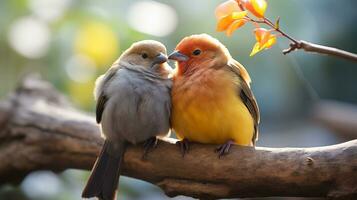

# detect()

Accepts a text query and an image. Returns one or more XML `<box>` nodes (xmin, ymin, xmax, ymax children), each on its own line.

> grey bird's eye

<box><xmin>142</xmin><ymin>53</ymin><xmax>148</xmax><ymax>59</ymax></box>
<box><xmin>193</xmin><ymin>49</ymin><xmax>201</xmax><ymax>56</ymax></box>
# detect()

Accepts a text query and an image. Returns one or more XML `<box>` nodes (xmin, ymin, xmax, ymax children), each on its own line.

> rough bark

<box><xmin>0</xmin><ymin>75</ymin><xmax>356</xmax><ymax>200</ymax></box>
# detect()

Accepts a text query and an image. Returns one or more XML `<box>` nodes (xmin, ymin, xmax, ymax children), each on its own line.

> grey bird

<box><xmin>82</xmin><ymin>40</ymin><xmax>172</xmax><ymax>200</ymax></box>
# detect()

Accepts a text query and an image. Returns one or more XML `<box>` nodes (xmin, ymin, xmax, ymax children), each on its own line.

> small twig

<box><xmin>284</xmin><ymin>40</ymin><xmax>357</xmax><ymax>62</ymax></box>
<box><xmin>282</xmin><ymin>42</ymin><xmax>301</xmax><ymax>54</ymax></box>
<box><xmin>244</xmin><ymin>16</ymin><xmax>264</xmax><ymax>24</ymax></box>
<box><xmin>244</xmin><ymin>12</ymin><xmax>357</xmax><ymax>62</ymax></box>
<box><xmin>236</xmin><ymin>0</ymin><xmax>357</xmax><ymax>61</ymax></box>
<box><xmin>246</xmin><ymin>17</ymin><xmax>299</xmax><ymax>45</ymax></box>
<box><xmin>263</xmin><ymin>18</ymin><xmax>300</xmax><ymax>45</ymax></box>
<box><xmin>237</xmin><ymin>1</ymin><xmax>245</xmax><ymax>11</ymax></box>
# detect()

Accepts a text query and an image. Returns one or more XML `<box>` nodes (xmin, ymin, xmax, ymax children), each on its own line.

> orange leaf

<box><xmin>243</xmin><ymin>0</ymin><xmax>267</xmax><ymax>18</ymax></box>
<box><xmin>264</xmin><ymin>35</ymin><xmax>277</xmax><ymax>49</ymax></box>
<box><xmin>250</xmin><ymin>42</ymin><xmax>262</xmax><ymax>56</ymax></box>
<box><xmin>216</xmin><ymin>11</ymin><xmax>247</xmax><ymax>32</ymax></box>
<box><xmin>226</xmin><ymin>19</ymin><xmax>246</xmax><ymax>36</ymax></box>
<box><xmin>254</xmin><ymin>28</ymin><xmax>270</xmax><ymax>45</ymax></box>
<box><xmin>217</xmin><ymin>14</ymin><xmax>235</xmax><ymax>32</ymax></box>
<box><xmin>231</xmin><ymin>11</ymin><xmax>248</xmax><ymax>19</ymax></box>
<box><xmin>250</xmin><ymin>30</ymin><xmax>277</xmax><ymax>56</ymax></box>
<box><xmin>215</xmin><ymin>0</ymin><xmax>242</xmax><ymax>20</ymax></box>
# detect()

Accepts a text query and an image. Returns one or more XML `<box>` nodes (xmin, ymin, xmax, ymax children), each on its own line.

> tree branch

<box><xmin>282</xmin><ymin>41</ymin><xmax>357</xmax><ymax>62</ymax></box>
<box><xmin>1</xmin><ymin>75</ymin><xmax>357</xmax><ymax>199</ymax></box>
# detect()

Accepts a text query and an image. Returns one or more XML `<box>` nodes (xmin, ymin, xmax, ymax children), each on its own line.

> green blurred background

<box><xmin>0</xmin><ymin>0</ymin><xmax>356</xmax><ymax>199</ymax></box>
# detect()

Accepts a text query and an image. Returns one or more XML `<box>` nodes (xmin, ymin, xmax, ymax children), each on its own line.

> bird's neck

<box><xmin>176</xmin><ymin>59</ymin><xmax>215</xmax><ymax>77</ymax></box>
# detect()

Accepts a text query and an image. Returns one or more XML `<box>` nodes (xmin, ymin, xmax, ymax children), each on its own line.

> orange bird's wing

<box><xmin>227</xmin><ymin>59</ymin><xmax>260</xmax><ymax>145</ymax></box>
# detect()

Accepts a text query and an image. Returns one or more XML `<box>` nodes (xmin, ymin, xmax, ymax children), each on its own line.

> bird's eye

<box><xmin>142</xmin><ymin>53</ymin><xmax>148</xmax><ymax>59</ymax></box>
<box><xmin>193</xmin><ymin>49</ymin><xmax>201</xmax><ymax>56</ymax></box>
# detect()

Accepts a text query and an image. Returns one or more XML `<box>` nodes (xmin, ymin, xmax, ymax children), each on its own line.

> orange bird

<box><xmin>168</xmin><ymin>34</ymin><xmax>260</xmax><ymax>157</ymax></box>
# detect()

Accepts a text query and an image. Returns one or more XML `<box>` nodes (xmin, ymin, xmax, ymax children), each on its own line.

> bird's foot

<box><xmin>142</xmin><ymin>137</ymin><xmax>159</xmax><ymax>159</ymax></box>
<box><xmin>176</xmin><ymin>138</ymin><xmax>190</xmax><ymax>157</ymax></box>
<box><xmin>215</xmin><ymin>140</ymin><xmax>234</xmax><ymax>158</ymax></box>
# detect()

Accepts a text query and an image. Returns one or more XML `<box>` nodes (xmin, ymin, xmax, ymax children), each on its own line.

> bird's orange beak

<box><xmin>168</xmin><ymin>51</ymin><xmax>189</xmax><ymax>62</ymax></box>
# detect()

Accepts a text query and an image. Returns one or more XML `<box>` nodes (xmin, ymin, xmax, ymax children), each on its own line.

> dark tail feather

<box><xmin>82</xmin><ymin>141</ymin><xmax>126</xmax><ymax>200</ymax></box>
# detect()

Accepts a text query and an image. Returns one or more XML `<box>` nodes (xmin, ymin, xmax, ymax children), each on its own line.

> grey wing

<box><xmin>96</xmin><ymin>95</ymin><xmax>108</xmax><ymax>123</ymax></box>
<box><xmin>227</xmin><ymin>61</ymin><xmax>260</xmax><ymax>145</ymax></box>
<box><xmin>95</xmin><ymin>66</ymin><xmax>118</xmax><ymax>124</ymax></box>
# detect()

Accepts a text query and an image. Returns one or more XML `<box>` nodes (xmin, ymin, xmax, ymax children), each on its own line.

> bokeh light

<box><xmin>65</xmin><ymin>54</ymin><xmax>97</xmax><ymax>83</ymax></box>
<box><xmin>127</xmin><ymin>0</ymin><xmax>178</xmax><ymax>37</ymax></box>
<box><xmin>21</xmin><ymin>171</ymin><xmax>62</xmax><ymax>199</ymax></box>
<box><xmin>29</xmin><ymin>0</ymin><xmax>72</xmax><ymax>22</ymax></box>
<box><xmin>74</xmin><ymin>21</ymin><xmax>119</xmax><ymax>67</ymax></box>
<box><xmin>7</xmin><ymin>16</ymin><xmax>51</xmax><ymax>59</ymax></box>
<box><xmin>67</xmin><ymin>78</ymin><xmax>95</xmax><ymax>109</ymax></box>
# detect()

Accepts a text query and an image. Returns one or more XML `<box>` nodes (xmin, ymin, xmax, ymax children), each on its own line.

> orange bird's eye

<box><xmin>192</xmin><ymin>49</ymin><xmax>201</xmax><ymax>56</ymax></box>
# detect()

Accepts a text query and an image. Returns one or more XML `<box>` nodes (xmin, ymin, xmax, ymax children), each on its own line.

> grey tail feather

<box><xmin>82</xmin><ymin>140</ymin><xmax>126</xmax><ymax>200</ymax></box>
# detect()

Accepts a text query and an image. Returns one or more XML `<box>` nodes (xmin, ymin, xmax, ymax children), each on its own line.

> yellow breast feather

<box><xmin>172</xmin><ymin>68</ymin><xmax>254</xmax><ymax>145</ymax></box>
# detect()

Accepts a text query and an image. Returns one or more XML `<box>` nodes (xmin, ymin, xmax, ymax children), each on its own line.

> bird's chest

<box><xmin>171</xmin><ymin>69</ymin><xmax>241</xmax><ymax>141</ymax></box>
<box><xmin>172</xmin><ymin>69</ymin><xmax>236</xmax><ymax>110</ymax></box>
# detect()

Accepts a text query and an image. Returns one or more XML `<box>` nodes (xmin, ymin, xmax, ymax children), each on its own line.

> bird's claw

<box><xmin>176</xmin><ymin>139</ymin><xmax>190</xmax><ymax>157</ymax></box>
<box><xmin>215</xmin><ymin>140</ymin><xmax>234</xmax><ymax>158</ymax></box>
<box><xmin>142</xmin><ymin>137</ymin><xmax>159</xmax><ymax>159</ymax></box>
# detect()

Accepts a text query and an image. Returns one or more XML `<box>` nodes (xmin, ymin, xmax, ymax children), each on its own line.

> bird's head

<box><xmin>169</xmin><ymin>34</ymin><xmax>231</xmax><ymax>75</ymax></box>
<box><xmin>119</xmin><ymin>40</ymin><xmax>171</xmax><ymax>77</ymax></box>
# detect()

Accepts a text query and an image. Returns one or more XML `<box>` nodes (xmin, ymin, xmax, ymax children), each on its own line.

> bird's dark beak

<box><xmin>168</xmin><ymin>51</ymin><xmax>189</xmax><ymax>62</ymax></box>
<box><xmin>152</xmin><ymin>53</ymin><xmax>168</xmax><ymax>65</ymax></box>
